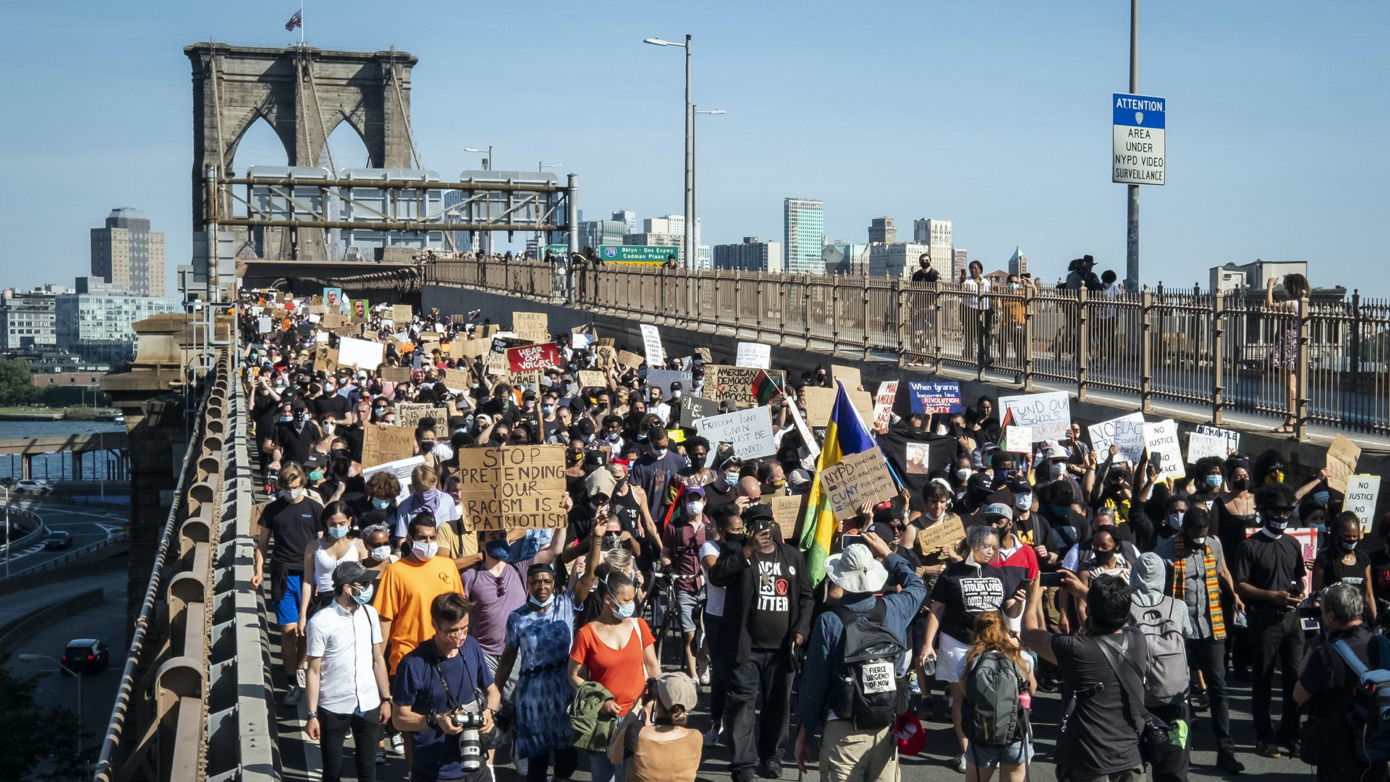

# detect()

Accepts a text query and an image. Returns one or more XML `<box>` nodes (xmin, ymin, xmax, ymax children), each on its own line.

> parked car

<box><xmin>14</xmin><ymin>479</ymin><xmax>52</xmax><ymax>494</ymax></box>
<box><xmin>44</xmin><ymin>530</ymin><xmax>73</xmax><ymax>550</ymax></box>
<box><xmin>61</xmin><ymin>639</ymin><xmax>109</xmax><ymax>673</ymax></box>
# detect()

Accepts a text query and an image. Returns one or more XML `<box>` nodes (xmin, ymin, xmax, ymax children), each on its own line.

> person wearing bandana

<box><xmin>1232</xmin><ymin>482</ymin><xmax>1306</xmax><ymax>759</ymax></box>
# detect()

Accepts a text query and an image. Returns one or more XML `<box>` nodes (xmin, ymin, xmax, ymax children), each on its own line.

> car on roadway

<box><xmin>61</xmin><ymin>639</ymin><xmax>109</xmax><ymax>674</ymax></box>
<box><xmin>14</xmin><ymin>479</ymin><xmax>52</xmax><ymax>494</ymax></box>
<box><xmin>44</xmin><ymin>530</ymin><xmax>73</xmax><ymax>550</ymax></box>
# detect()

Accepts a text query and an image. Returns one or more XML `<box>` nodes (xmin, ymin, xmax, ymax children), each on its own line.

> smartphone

<box><xmin>841</xmin><ymin>534</ymin><xmax>865</xmax><ymax>550</ymax></box>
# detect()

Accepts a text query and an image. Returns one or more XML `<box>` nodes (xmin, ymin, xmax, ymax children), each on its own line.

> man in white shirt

<box><xmin>305</xmin><ymin>561</ymin><xmax>392</xmax><ymax>782</ymax></box>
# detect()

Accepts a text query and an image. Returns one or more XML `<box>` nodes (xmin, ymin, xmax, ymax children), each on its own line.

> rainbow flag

<box><xmin>797</xmin><ymin>382</ymin><xmax>877</xmax><ymax>584</ymax></box>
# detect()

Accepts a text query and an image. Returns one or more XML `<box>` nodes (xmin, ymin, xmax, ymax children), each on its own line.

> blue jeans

<box><xmin>588</xmin><ymin>750</ymin><xmax>625</xmax><ymax>782</ymax></box>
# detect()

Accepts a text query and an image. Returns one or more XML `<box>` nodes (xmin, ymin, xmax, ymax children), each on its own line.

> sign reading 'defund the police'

<box><xmin>1112</xmin><ymin>93</ymin><xmax>1165</xmax><ymax>186</ymax></box>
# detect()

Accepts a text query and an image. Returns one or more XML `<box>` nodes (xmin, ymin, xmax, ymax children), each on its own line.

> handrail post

<box><xmin>778</xmin><ymin>274</ymin><xmax>788</xmax><ymax>347</ymax></box>
<box><xmin>931</xmin><ymin>282</ymin><xmax>943</xmax><ymax>373</ymax></box>
<box><xmin>1023</xmin><ymin>283</ymin><xmax>1035</xmax><ymax>392</ymax></box>
<box><xmin>863</xmin><ymin>278</ymin><xmax>872</xmax><ymax>361</ymax></box>
<box><xmin>733</xmin><ymin>272</ymin><xmax>743</xmax><ymax>337</ymax></box>
<box><xmin>831</xmin><ymin>275</ymin><xmax>840</xmax><ymax>353</ymax></box>
<box><xmin>1212</xmin><ymin>292</ymin><xmax>1225</xmax><ymax>425</ymax></box>
<box><xmin>1140</xmin><ymin>287</ymin><xmax>1154</xmax><ymax>414</ymax></box>
<box><xmin>895</xmin><ymin>278</ymin><xmax>907</xmax><ymax>369</ymax></box>
<box><xmin>1077</xmin><ymin>287</ymin><xmax>1089</xmax><ymax>401</ymax></box>
<box><xmin>1296</xmin><ymin>295</ymin><xmax>1311</xmax><ymax>440</ymax></box>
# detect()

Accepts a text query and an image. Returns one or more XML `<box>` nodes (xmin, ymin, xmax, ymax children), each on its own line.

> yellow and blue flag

<box><xmin>797</xmin><ymin>382</ymin><xmax>878</xmax><ymax>584</ymax></box>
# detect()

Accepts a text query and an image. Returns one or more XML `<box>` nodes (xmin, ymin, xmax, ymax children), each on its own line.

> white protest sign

<box><xmin>1345</xmin><ymin>475</ymin><xmax>1381</xmax><ymax>533</ymax></box>
<box><xmin>257</xmin><ymin>316</ymin><xmax>272</xmax><ymax>333</ymax></box>
<box><xmin>640</xmin><ymin>324</ymin><xmax>665</xmax><ymax>366</ymax></box>
<box><xmin>361</xmin><ymin>455</ymin><xmax>425</xmax><ymax>503</ymax></box>
<box><xmin>336</xmin><ymin>337</ymin><xmax>385</xmax><ymax>370</ymax></box>
<box><xmin>871</xmin><ymin>381</ymin><xmax>899</xmax><ymax>431</ymax></box>
<box><xmin>697</xmin><ymin>407</ymin><xmax>777</xmax><ymax>466</ymax></box>
<box><xmin>736</xmin><ymin>342</ymin><xmax>772</xmax><ymax>370</ymax></box>
<box><xmin>1005</xmin><ymin>426</ymin><xmax>1033</xmax><ymax>455</ymax></box>
<box><xmin>786</xmin><ymin>392</ymin><xmax>821</xmax><ymax>458</ymax></box>
<box><xmin>1142</xmin><ymin>419</ymin><xmax>1185</xmax><ymax>480</ymax></box>
<box><xmin>644</xmin><ymin>369</ymin><xmax>692</xmax><ymax>402</ymax></box>
<box><xmin>1088</xmin><ymin>412</ymin><xmax>1145</xmax><ymax>465</ymax></box>
<box><xmin>1194</xmin><ymin>424</ymin><xmax>1240</xmax><ymax>455</ymax></box>
<box><xmin>1000</xmin><ymin>391</ymin><xmax>1071</xmax><ymax>442</ymax></box>
<box><xmin>1186</xmin><ymin>432</ymin><xmax>1230</xmax><ymax>464</ymax></box>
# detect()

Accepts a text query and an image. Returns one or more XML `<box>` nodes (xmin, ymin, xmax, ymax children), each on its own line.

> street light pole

<box><xmin>643</xmin><ymin>35</ymin><xmax>693</xmax><ymax>269</ymax></box>
<box><xmin>18</xmin><ymin>654</ymin><xmax>81</xmax><ymax>756</ymax></box>
<box><xmin>1126</xmin><ymin>0</ymin><xmax>1140</xmax><ymax>292</ymax></box>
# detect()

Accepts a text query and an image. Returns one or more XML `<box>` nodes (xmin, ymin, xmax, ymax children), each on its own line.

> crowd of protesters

<box><xmin>239</xmin><ymin>286</ymin><xmax>1385</xmax><ymax>782</ymax></box>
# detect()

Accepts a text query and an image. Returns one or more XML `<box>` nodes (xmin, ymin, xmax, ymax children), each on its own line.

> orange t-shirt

<box><xmin>373</xmin><ymin>555</ymin><xmax>463</xmax><ymax>673</ymax></box>
<box><xmin>569</xmin><ymin>619</ymin><xmax>655</xmax><ymax>716</ymax></box>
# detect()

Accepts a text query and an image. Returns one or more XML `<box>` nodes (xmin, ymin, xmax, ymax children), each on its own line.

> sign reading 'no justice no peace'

<box><xmin>1113</xmin><ymin>93</ymin><xmax>1165</xmax><ymax>186</ymax></box>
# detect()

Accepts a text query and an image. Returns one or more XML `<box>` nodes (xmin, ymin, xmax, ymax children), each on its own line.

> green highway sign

<box><xmin>544</xmin><ymin>244</ymin><xmax>678</xmax><ymax>265</ymax></box>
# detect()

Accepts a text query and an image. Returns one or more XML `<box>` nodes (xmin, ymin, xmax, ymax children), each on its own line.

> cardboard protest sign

<box><xmin>478</xmin><ymin>324</ymin><xmax>500</xmax><ymax>339</ymax></box>
<box><xmin>640</xmin><ymin>324</ymin><xmax>665</xmax><ymax>366</ymax></box>
<box><xmin>322</xmin><ymin>311</ymin><xmax>348</xmax><ymax>330</ymax></box>
<box><xmin>1186</xmin><ymin>432</ymin><xmax>1230</xmax><ymax>464</ymax></box>
<box><xmin>454</xmin><ymin>445</ymin><xmax>567</xmax><ymax>530</ymax></box>
<box><xmin>507</xmin><ymin>343</ymin><xmax>561</xmax><ymax>372</ymax></box>
<box><xmin>1194</xmin><ymin>424</ymin><xmax>1240</xmax><ymax>456</ymax></box>
<box><xmin>442</xmin><ymin>367</ymin><xmax>473</xmax><ymax>394</ymax></box>
<box><xmin>361</xmin><ymin>424</ymin><xmax>417</xmax><ymax>467</ymax></box>
<box><xmin>706</xmin><ymin>365</ymin><xmax>786</xmax><ymax>407</ymax></box>
<box><xmin>1345</xmin><ymin>475</ymin><xmax>1382</xmax><ymax>532</ymax></box>
<box><xmin>906</xmin><ymin>381</ymin><xmax>962</xmax><ymax>414</ymax></box>
<box><xmin>451</xmin><ymin>337</ymin><xmax>492</xmax><ymax>360</ymax></box>
<box><xmin>695</xmin><ymin>347</ymin><xmax>712</xmax><ymax>363</ymax></box>
<box><xmin>914</xmin><ymin>517</ymin><xmax>966</xmax><ymax>555</ymax></box>
<box><xmin>1142</xmin><ymin>419</ymin><xmax>1185</xmax><ymax>480</ymax></box>
<box><xmin>578</xmin><ymin>370</ymin><xmax>607</xmax><ymax>389</ymax></box>
<box><xmin>679</xmin><ymin>395</ymin><xmax>723</xmax><ymax>429</ymax></box>
<box><xmin>392</xmin><ymin>304</ymin><xmax>413</xmax><ymax>324</ymax></box>
<box><xmin>871</xmin><ymin>381</ymin><xmax>899</xmax><ymax>430</ymax></box>
<box><xmin>513</xmin><ymin>312</ymin><xmax>549</xmax><ymax>343</ymax></box>
<box><xmin>802</xmin><ymin>387</ymin><xmax>836</xmax><ymax>425</ymax></box>
<box><xmin>337</xmin><ymin>337</ymin><xmax>384</xmax><ymax>370</ymax></box>
<box><xmin>594</xmin><ymin>345</ymin><xmax>617</xmax><ymax>370</ymax></box>
<box><xmin>483</xmin><ymin>353</ymin><xmax>509</xmax><ymax>376</ymax></box>
<box><xmin>831</xmin><ymin>365</ymin><xmax>863</xmax><ymax>391</ymax></box>
<box><xmin>361</xmin><ymin>456</ymin><xmax>425</xmax><ymax>503</ymax></box>
<box><xmin>380</xmin><ymin>366</ymin><xmax>411</xmax><ymax>382</ymax></box>
<box><xmin>617</xmin><ymin>350</ymin><xmax>645</xmax><ymax>370</ymax></box>
<box><xmin>506</xmin><ymin>369</ymin><xmax>541</xmax><ymax>390</ymax></box>
<box><xmin>1326</xmin><ymin>434</ymin><xmax>1361</xmax><ymax>494</ymax></box>
<box><xmin>312</xmin><ymin>346</ymin><xmax>338</xmax><ymax>374</ymax></box>
<box><xmin>697</xmin><ymin>407</ymin><xmax>777</xmax><ymax>465</ymax></box>
<box><xmin>644</xmin><ymin>369</ymin><xmax>693</xmax><ymax>401</ymax></box>
<box><xmin>395</xmin><ymin>403</ymin><xmax>449</xmax><ymax>438</ymax></box>
<box><xmin>771</xmin><ymin>495</ymin><xmax>804</xmax><ymax>541</ymax></box>
<box><xmin>786</xmin><ymin>395</ymin><xmax>821</xmax><ymax>458</ymax></box>
<box><xmin>735</xmin><ymin>342</ymin><xmax>772</xmax><ymax>369</ymax></box>
<box><xmin>819</xmin><ymin>447</ymin><xmax>897</xmax><ymax>521</ymax></box>
<box><xmin>1088</xmin><ymin>412</ymin><xmax>1146</xmax><ymax>464</ymax></box>
<box><xmin>1005</xmin><ymin>426</ymin><xmax>1033</xmax><ymax>455</ymax></box>
<box><xmin>848</xmin><ymin>390</ymin><xmax>875</xmax><ymax>428</ymax></box>
<box><xmin>333</xmin><ymin>324</ymin><xmax>363</xmax><ymax>339</ymax></box>
<box><xmin>1000</xmin><ymin>392</ymin><xmax>1071</xmax><ymax>442</ymax></box>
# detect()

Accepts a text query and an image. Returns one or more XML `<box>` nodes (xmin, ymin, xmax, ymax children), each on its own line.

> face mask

<box><xmin>370</xmin><ymin>545</ymin><xmax>392</xmax><ymax>561</ymax></box>
<box><xmin>308</xmin><ymin>469</ymin><xmax>325</xmax><ymax>482</ymax></box>
<box><xmin>1263</xmin><ymin>515</ymin><xmax>1289</xmax><ymax>533</ymax></box>
<box><xmin>281</xmin><ymin>487</ymin><xmax>306</xmax><ymax>501</ymax></box>
<box><xmin>607</xmin><ymin>432</ymin><xmax>621</xmax><ymax>443</ymax></box>
<box><xmin>485</xmin><ymin>541</ymin><xmax>512</xmax><ymax>562</ymax></box>
<box><xmin>654</xmin><ymin>447</ymin><xmax>668</xmax><ymax>459</ymax></box>
<box><xmin>1094</xmin><ymin>548</ymin><xmax>1117</xmax><ymax>562</ymax></box>
<box><xmin>529</xmin><ymin>593</ymin><xmax>555</xmax><ymax>609</ymax></box>
<box><xmin>371</xmin><ymin>497</ymin><xmax>392</xmax><ymax>510</ymax></box>
<box><xmin>279</xmin><ymin>415</ymin><xmax>293</xmax><ymax>423</ymax></box>
<box><xmin>1051</xmin><ymin>505</ymin><xmax>1071</xmax><ymax>519</ymax></box>
<box><xmin>326</xmin><ymin>524</ymin><xmax>349</xmax><ymax>539</ymax></box>
<box><xmin>324</xmin><ymin>384</ymin><xmax>336</xmax><ymax>393</ymax></box>
<box><xmin>543</xmin><ymin>405</ymin><xmax>554</xmax><ymax>415</ymax></box>
<box><xmin>412</xmin><ymin>540</ymin><xmax>438</xmax><ymax>560</ymax></box>
<box><xmin>1048</xmin><ymin>462</ymin><xmax>1066</xmax><ymax>480</ymax></box>
<box><xmin>1267</xmin><ymin>471</ymin><xmax>1285</xmax><ymax>484</ymax></box>
<box><xmin>294</xmin><ymin>413</ymin><xmax>307</xmax><ymax>425</ymax></box>
<box><xmin>420</xmin><ymin>442</ymin><xmax>435</xmax><ymax>454</ymax></box>
<box><xmin>923</xmin><ymin>509</ymin><xmax>942</xmax><ymax>522</ymax></box>
<box><xmin>1014</xmin><ymin>494</ymin><xmax>1033</xmax><ymax>511</ymax></box>
<box><xmin>611</xmin><ymin>599</ymin><xmax>635</xmax><ymax>619</ymax></box>
<box><xmin>373</xmin><ymin>409</ymin><xmax>387</xmax><ymax>420</ymax></box>
<box><xmin>672</xmin><ymin>391</ymin><xmax>682</xmax><ymax>399</ymax></box>
<box><xmin>351</xmin><ymin>584</ymin><xmax>375</xmax><ymax>606</ymax></box>
<box><xmin>322</xmin><ymin>422</ymin><xmax>335</xmax><ymax>435</ymax></box>
<box><xmin>1189</xmin><ymin>536</ymin><xmax>1207</xmax><ymax>547</ymax></box>
<box><xmin>1231</xmin><ymin>477</ymin><xmax>1249</xmax><ymax>492</ymax></box>
<box><xmin>686</xmin><ymin>500</ymin><xmax>705</xmax><ymax>516</ymax></box>
<box><xmin>1167</xmin><ymin>512</ymin><xmax>1183</xmax><ymax>529</ymax></box>
<box><xmin>1313</xmin><ymin>491</ymin><xmax>1330</xmax><ymax>506</ymax></box>
<box><xmin>1340</xmin><ymin>538</ymin><xmax>1359</xmax><ymax>553</ymax></box>
<box><xmin>955</xmin><ymin>468</ymin><xmax>972</xmax><ymax>482</ymax></box>
<box><xmin>723</xmin><ymin>472</ymin><xmax>739</xmax><ymax>487</ymax></box>
<box><xmin>1204</xmin><ymin>474</ymin><xmax>1223</xmax><ymax>490</ymax></box>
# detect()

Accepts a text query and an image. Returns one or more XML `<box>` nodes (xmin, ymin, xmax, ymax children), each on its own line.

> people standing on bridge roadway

<box><xmin>304</xmin><ymin>561</ymin><xmax>390</xmax><ymax>782</ymax></box>
<box><xmin>254</xmin><ymin>462</ymin><xmax>324</xmax><ymax>706</ymax></box>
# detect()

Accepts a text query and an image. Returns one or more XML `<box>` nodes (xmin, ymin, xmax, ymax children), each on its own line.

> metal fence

<box><xmin>424</xmin><ymin>259</ymin><xmax>1390</xmax><ymax>440</ymax></box>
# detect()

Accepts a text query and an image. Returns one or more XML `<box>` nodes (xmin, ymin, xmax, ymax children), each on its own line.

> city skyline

<box><xmin>0</xmin><ymin>3</ymin><xmax>1385</xmax><ymax>295</ymax></box>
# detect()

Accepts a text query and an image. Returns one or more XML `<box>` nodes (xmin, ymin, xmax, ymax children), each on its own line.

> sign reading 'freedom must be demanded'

<box><xmin>1113</xmin><ymin>93</ymin><xmax>1165</xmax><ymax>186</ymax></box>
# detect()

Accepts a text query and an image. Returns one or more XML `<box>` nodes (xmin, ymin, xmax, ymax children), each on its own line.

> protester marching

<box><xmin>239</xmin><ymin>286</ymin><xmax>1388</xmax><ymax>782</ymax></box>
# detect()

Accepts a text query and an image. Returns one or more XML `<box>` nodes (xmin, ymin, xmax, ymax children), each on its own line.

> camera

<box><xmin>747</xmin><ymin>517</ymin><xmax>773</xmax><ymax>536</ymax></box>
<box><xmin>450</xmin><ymin>711</ymin><xmax>486</xmax><ymax>771</ymax></box>
<box><xmin>601</xmin><ymin>531</ymin><xmax>623</xmax><ymax>551</ymax></box>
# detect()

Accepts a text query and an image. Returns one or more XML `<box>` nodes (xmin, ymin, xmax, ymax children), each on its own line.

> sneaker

<box><xmin>388</xmin><ymin>732</ymin><xmax>405</xmax><ymax>757</ymax></box>
<box><xmin>295</xmin><ymin>668</ymin><xmax>307</xmax><ymax>689</ymax></box>
<box><xmin>954</xmin><ymin>755</ymin><xmax>967</xmax><ymax>774</ymax></box>
<box><xmin>909</xmin><ymin>671</ymin><xmax>921</xmax><ymax>695</ymax></box>
<box><xmin>1216</xmin><ymin>752</ymin><xmax>1245</xmax><ymax>774</ymax></box>
<box><xmin>704</xmin><ymin>722</ymin><xmax>722</xmax><ymax>747</ymax></box>
<box><xmin>699</xmin><ymin>667</ymin><xmax>711</xmax><ymax>686</ymax></box>
<box><xmin>375</xmin><ymin>749</ymin><xmax>387</xmax><ymax>765</ymax></box>
<box><xmin>1280</xmin><ymin>739</ymin><xmax>1299</xmax><ymax>759</ymax></box>
<box><xmin>755</xmin><ymin>759</ymin><xmax>782</xmax><ymax>779</ymax></box>
<box><xmin>733</xmin><ymin>770</ymin><xmax>757</xmax><ymax>782</ymax></box>
<box><xmin>281</xmin><ymin>684</ymin><xmax>302</xmax><ymax>706</ymax></box>
<box><xmin>1254</xmin><ymin>741</ymin><xmax>1281</xmax><ymax>759</ymax></box>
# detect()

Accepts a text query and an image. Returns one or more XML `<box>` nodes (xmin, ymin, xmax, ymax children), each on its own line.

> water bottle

<box><xmin>1019</xmin><ymin>690</ymin><xmax>1032</xmax><ymax>710</ymax></box>
<box><xmin>1233</xmin><ymin>610</ymin><xmax>1248</xmax><ymax>628</ymax></box>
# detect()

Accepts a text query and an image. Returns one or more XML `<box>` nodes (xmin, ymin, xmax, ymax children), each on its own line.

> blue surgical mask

<box><xmin>279</xmin><ymin>415</ymin><xmax>293</xmax><ymax>423</ymax></box>
<box><xmin>723</xmin><ymin>472</ymin><xmax>739</xmax><ymax>487</ymax></box>
<box><xmin>1204</xmin><ymin>474</ymin><xmax>1223</xmax><ymax>490</ymax></box>
<box><xmin>1313</xmin><ymin>491</ymin><xmax>1330</xmax><ymax>506</ymax></box>
<box><xmin>326</xmin><ymin>525</ymin><xmax>349</xmax><ymax>539</ymax></box>
<box><xmin>308</xmin><ymin>469</ymin><xmax>325</xmax><ymax>482</ymax></box>
<box><xmin>612</xmin><ymin>599</ymin><xmax>635</xmax><ymax>619</ymax></box>
<box><xmin>351</xmin><ymin>584</ymin><xmax>374</xmax><ymax>605</ymax></box>
<box><xmin>371</xmin><ymin>497</ymin><xmax>392</xmax><ymax>510</ymax></box>
<box><xmin>529</xmin><ymin>594</ymin><xmax>555</xmax><ymax>609</ymax></box>
<box><xmin>486</xmin><ymin>541</ymin><xmax>511</xmax><ymax>562</ymax></box>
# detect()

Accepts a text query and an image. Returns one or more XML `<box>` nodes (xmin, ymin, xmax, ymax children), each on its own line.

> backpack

<box><xmin>829</xmin><ymin>601</ymin><xmax>907</xmax><ymax>730</ymax></box>
<box><xmin>1127</xmin><ymin>596</ymin><xmax>1188</xmax><ymax>707</ymax></box>
<box><xmin>961</xmin><ymin>651</ymin><xmax>1027</xmax><ymax>748</ymax></box>
<box><xmin>1333</xmin><ymin>635</ymin><xmax>1390</xmax><ymax>763</ymax></box>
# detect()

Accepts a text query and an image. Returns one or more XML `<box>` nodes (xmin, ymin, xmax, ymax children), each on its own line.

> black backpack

<box><xmin>829</xmin><ymin>601</ymin><xmax>907</xmax><ymax>729</ymax></box>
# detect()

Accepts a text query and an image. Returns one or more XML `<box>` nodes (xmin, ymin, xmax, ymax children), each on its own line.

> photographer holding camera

<box><xmin>392</xmin><ymin>592</ymin><xmax>501</xmax><ymax>782</ymax></box>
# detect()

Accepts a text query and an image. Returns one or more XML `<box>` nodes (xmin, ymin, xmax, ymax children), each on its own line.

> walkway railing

<box><xmin>425</xmin><ymin>259</ymin><xmax>1390</xmax><ymax>440</ymax></box>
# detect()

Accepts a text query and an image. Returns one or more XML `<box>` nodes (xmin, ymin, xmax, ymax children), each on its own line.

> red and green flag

<box><xmin>751</xmin><ymin>370</ymin><xmax>784</xmax><ymax>406</ymax></box>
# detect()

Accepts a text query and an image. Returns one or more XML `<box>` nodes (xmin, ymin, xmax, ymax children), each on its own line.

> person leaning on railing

<box><xmin>1265</xmin><ymin>273</ymin><xmax>1310</xmax><ymax>434</ymax></box>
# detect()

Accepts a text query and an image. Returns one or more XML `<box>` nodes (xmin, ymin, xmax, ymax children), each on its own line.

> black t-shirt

<box><xmin>929</xmin><ymin>561</ymin><xmax>1028</xmax><ymax>643</ymax></box>
<box><xmin>274</xmin><ymin>420</ymin><xmax>321</xmax><ymax>466</ymax></box>
<box><xmin>342</xmin><ymin>425</ymin><xmax>365</xmax><ymax>463</ymax></box>
<box><xmin>1317</xmin><ymin>546</ymin><xmax>1371</xmax><ymax>590</ymax></box>
<box><xmin>1233</xmin><ymin>530</ymin><xmax>1306</xmax><ymax>606</ymax></box>
<box><xmin>1052</xmin><ymin>628</ymin><xmax>1148</xmax><ymax>774</ymax></box>
<box><xmin>1011</xmin><ymin>512</ymin><xmax>1053</xmax><ymax>556</ymax></box>
<box><xmin>1299</xmin><ymin>624</ymin><xmax>1379</xmax><ymax>755</ymax></box>
<box><xmin>911</xmin><ymin>268</ymin><xmax>939</xmax><ymax>283</ymax></box>
<box><xmin>748</xmin><ymin>548</ymin><xmax>793</xmax><ymax>649</ymax></box>
<box><xmin>263</xmin><ymin>495</ymin><xmax>322</xmax><ymax>571</ymax></box>
<box><xmin>313</xmin><ymin>394</ymin><xmax>350</xmax><ymax>422</ymax></box>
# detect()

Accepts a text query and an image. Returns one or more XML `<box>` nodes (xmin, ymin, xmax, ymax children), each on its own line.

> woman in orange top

<box><xmin>568</xmin><ymin>570</ymin><xmax>660</xmax><ymax>782</ymax></box>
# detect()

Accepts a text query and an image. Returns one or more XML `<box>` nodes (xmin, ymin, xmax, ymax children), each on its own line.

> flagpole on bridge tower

<box><xmin>300</xmin><ymin>0</ymin><xmax>305</xmax><ymax>46</ymax></box>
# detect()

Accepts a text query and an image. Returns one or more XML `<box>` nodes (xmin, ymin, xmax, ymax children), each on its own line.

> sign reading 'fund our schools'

<box><xmin>1113</xmin><ymin>93</ymin><xmax>1165</xmax><ymax>186</ymax></box>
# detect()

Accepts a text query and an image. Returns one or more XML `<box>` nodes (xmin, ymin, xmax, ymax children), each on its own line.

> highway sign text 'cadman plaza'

<box><xmin>1113</xmin><ymin>93</ymin><xmax>1165</xmax><ymax>186</ymax></box>
<box><xmin>544</xmin><ymin>244</ymin><xmax>678</xmax><ymax>265</ymax></box>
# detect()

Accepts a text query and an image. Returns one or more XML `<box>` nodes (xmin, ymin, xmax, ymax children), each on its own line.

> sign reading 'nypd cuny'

<box><xmin>1112</xmin><ymin>93</ymin><xmax>1165</xmax><ymax>186</ymax></box>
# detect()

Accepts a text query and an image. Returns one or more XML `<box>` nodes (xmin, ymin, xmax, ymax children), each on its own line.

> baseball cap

<box><xmin>585</xmin><ymin>469</ymin><xmax>617</xmax><ymax>500</ymax></box>
<box><xmin>654</xmin><ymin>672</ymin><xmax>699</xmax><ymax>712</ymax></box>
<box><xmin>303</xmin><ymin>452</ymin><xmax>328</xmax><ymax>472</ymax></box>
<box><xmin>982</xmin><ymin>503</ymin><xmax>1013</xmax><ymax>521</ymax></box>
<box><xmin>683</xmin><ymin>484</ymin><xmax>706</xmax><ymax>498</ymax></box>
<box><xmin>788</xmin><ymin>468</ymin><xmax>812</xmax><ymax>487</ymax></box>
<box><xmin>331</xmin><ymin>560</ymin><xmax>381</xmax><ymax>591</ymax></box>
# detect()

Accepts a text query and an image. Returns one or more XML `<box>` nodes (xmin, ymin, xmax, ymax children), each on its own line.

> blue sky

<box><xmin>0</xmin><ymin>2</ymin><xmax>1386</xmax><ymax>295</ymax></box>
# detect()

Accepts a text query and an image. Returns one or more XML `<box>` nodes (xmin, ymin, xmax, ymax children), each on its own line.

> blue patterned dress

<box><xmin>505</xmin><ymin>591</ymin><xmax>577</xmax><ymax>759</ymax></box>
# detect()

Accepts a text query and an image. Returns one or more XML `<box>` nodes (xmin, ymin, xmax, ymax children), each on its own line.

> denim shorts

<box><xmin>965</xmin><ymin>738</ymin><xmax>1033</xmax><ymax>768</ymax></box>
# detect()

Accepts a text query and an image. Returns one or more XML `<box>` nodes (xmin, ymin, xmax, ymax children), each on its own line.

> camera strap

<box><xmin>430</xmin><ymin>648</ymin><xmax>467</xmax><ymax>712</ymax></box>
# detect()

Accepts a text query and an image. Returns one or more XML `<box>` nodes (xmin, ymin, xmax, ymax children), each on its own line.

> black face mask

<box><xmin>724</xmin><ymin>533</ymin><xmax>747</xmax><ymax>546</ymax></box>
<box><xmin>1231</xmin><ymin>478</ymin><xmax>1249</xmax><ymax>492</ymax></box>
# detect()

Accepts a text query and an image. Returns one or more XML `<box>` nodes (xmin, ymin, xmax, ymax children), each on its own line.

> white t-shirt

<box><xmin>700</xmin><ymin>540</ymin><xmax>726</xmax><ymax>617</ymax></box>
<box><xmin>963</xmin><ymin>277</ymin><xmax>992</xmax><ymax>310</ymax></box>
<box><xmin>305</xmin><ymin>601</ymin><xmax>383</xmax><ymax>714</ymax></box>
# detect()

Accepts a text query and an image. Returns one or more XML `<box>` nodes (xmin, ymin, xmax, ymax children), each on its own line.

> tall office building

<box><xmin>868</xmin><ymin>217</ymin><xmax>897</xmax><ymax>245</ymax></box>
<box><xmin>0</xmin><ymin>286</ymin><xmax>65</xmax><ymax>350</ymax></box>
<box><xmin>784</xmin><ymin>198</ymin><xmax>825</xmax><ymax>275</ymax></box>
<box><xmin>1008</xmin><ymin>247</ymin><xmax>1028</xmax><ymax>276</ymax></box>
<box><xmin>912</xmin><ymin>218</ymin><xmax>953</xmax><ymax>279</ymax></box>
<box><xmin>869</xmin><ymin>243</ymin><xmax>933</xmax><ymax>279</ymax></box>
<box><xmin>56</xmin><ymin>277</ymin><xmax>180</xmax><ymax>364</ymax></box>
<box><xmin>714</xmin><ymin>237</ymin><xmax>784</xmax><ymax>272</ymax></box>
<box><xmin>91</xmin><ymin>207</ymin><xmax>165</xmax><ymax>296</ymax></box>
<box><xmin>612</xmin><ymin>210</ymin><xmax>638</xmax><ymax>235</ymax></box>
<box><xmin>955</xmin><ymin>249</ymin><xmax>969</xmax><ymax>278</ymax></box>
<box><xmin>578</xmin><ymin>220</ymin><xmax>627</xmax><ymax>250</ymax></box>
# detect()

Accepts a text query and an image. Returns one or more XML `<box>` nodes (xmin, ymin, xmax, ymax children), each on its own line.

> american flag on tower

<box><xmin>285</xmin><ymin>9</ymin><xmax>303</xmax><ymax>31</ymax></box>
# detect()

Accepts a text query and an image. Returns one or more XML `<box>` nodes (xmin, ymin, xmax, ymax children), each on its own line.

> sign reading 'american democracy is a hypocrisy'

<box><xmin>706</xmin><ymin>365</ymin><xmax>786</xmax><ymax>407</ymax></box>
<box><xmin>453</xmin><ymin>445</ymin><xmax>567</xmax><ymax>530</ymax></box>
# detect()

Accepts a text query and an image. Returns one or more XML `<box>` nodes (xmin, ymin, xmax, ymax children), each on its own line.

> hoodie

<box><xmin>1130</xmin><ymin>552</ymin><xmax>1190</xmax><ymax>637</ymax></box>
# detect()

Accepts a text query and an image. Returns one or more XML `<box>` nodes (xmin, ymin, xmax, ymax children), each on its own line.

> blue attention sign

<box><xmin>1113</xmin><ymin>93</ymin><xmax>1166</xmax><ymax>129</ymax></box>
